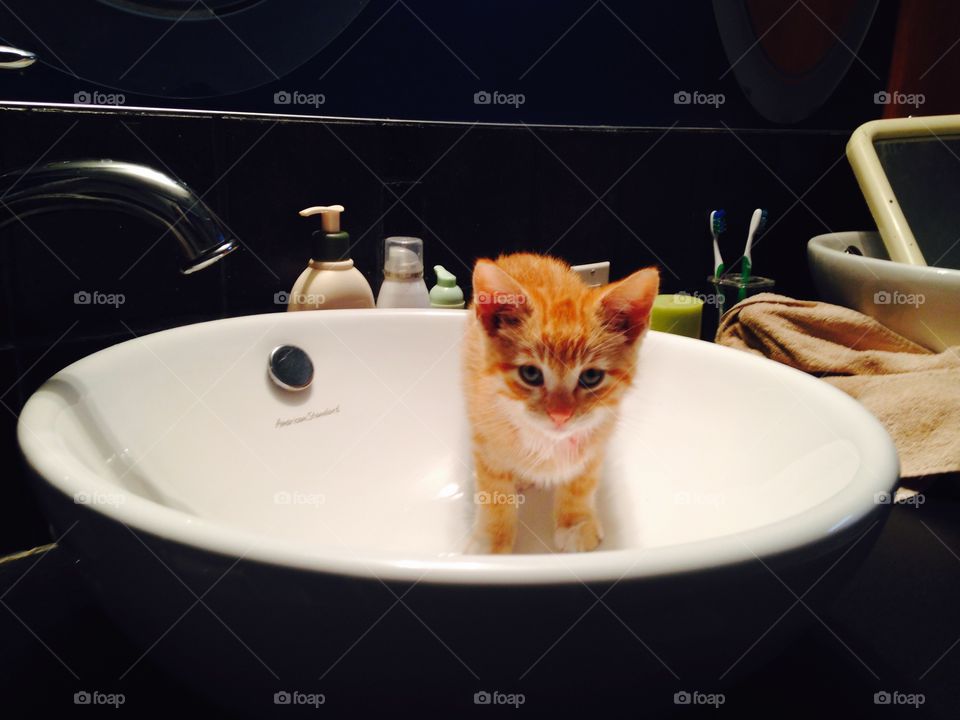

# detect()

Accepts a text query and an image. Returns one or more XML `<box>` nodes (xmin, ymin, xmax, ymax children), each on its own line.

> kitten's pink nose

<box><xmin>548</xmin><ymin>408</ymin><xmax>574</xmax><ymax>428</ymax></box>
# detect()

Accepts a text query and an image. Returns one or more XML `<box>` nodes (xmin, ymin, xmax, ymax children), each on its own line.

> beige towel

<box><xmin>716</xmin><ymin>293</ymin><xmax>960</xmax><ymax>479</ymax></box>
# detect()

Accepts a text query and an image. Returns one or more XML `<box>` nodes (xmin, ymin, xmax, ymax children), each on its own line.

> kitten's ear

<box><xmin>598</xmin><ymin>267</ymin><xmax>659</xmax><ymax>343</ymax></box>
<box><xmin>472</xmin><ymin>259</ymin><xmax>530</xmax><ymax>336</ymax></box>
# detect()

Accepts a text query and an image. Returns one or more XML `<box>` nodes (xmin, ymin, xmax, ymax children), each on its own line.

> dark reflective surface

<box><xmin>0</xmin><ymin>0</ymin><xmax>902</xmax><ymax>127</ymax></box>
<box><xmin>0</xmin><ymin>0</ymin><xmax>369</xmax><ymax>100</ymax></box>
<box><xmin>876</xmin><ymin>135</ymin><xmax>960</xmax><ymax>270</ymax></box>
<box><xmin>0</xmin><ymin>159</ymin><xmax>237</xmax><ymax>274</ymax></box>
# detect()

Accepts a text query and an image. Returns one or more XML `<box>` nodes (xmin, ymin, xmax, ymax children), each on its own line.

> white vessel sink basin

<box><xmin>18</xmin><ymin>310</ymin><xmax>899</xmax><ymax>710</ymax></box>
<box><xmin>808</xmin><ymin>231</ymin><xmax>960</xmax><ymax>351</ymax></box>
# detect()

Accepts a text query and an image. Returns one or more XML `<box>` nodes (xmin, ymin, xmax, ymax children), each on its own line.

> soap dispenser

<box><xmin>288</xmin><ymin>205</ymin><xmax>375</xmax><ymax>311</ymax></box>
<box><xmin>376</xmin><ymin>236</ymin><xmax>430</xmax><ymax>308</ymax></box>
<box><xmin>429</xmin><ymin>265</ymin><xmax>465</xmax><ymax>309</ymax></box>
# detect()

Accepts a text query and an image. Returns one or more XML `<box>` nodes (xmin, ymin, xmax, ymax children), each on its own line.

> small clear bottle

<box><xmin>376</xmin><ymin>236</ymin><xmax>430</xmax><ymax>308</ymax></box>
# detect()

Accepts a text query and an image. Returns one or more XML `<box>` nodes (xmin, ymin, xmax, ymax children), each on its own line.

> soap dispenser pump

<box><xmin>287</xmin><ymin>204</ymin><xmax>375</xmax><ymax>311</ymax></box>
<box><xmin>429</xmin><ymin>265</ymin><xmax>465</xmax><ymax>308</ymax></box>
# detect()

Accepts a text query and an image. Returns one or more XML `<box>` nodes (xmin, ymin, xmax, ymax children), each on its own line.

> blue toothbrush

<box><xmin>710</xmin><ymin>209</ymin><xmax>726</xmax><ymax>280</ymax></box>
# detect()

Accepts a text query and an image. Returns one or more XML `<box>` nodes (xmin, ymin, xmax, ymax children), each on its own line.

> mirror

<box><xmin>0</xmin><ymin>0</ymin><xmax>902</xmax><ymax>127</ymax></box>
<box><xmin>0</xmin><ymin>0</ymin><xmax>370</xmax><ymax>99</ymax></box>
<box><xmin>875</xmin><ymin>136</ymin><xmax>960</xmax><ymax>270</ymax></box>
<box><xmin>848</xmin><ymin>114</ymin><xmax>960</xmax><ymax>269</ymax></box>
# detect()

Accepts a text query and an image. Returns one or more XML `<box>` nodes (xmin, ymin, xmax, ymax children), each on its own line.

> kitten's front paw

<box><xmin>555</xmin><ymin>518</ymin><xmax>604</xmax><ymax>552</ymax></box>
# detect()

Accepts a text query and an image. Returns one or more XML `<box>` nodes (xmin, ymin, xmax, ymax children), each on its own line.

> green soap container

<box><xmin>429</xmin><ymin>265</ymin><xmax>465</xmax><ymax>309</ymax></box>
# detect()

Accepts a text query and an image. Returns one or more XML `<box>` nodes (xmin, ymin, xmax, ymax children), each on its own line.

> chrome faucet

<box><xmin>0</xmin><ymin>159</ymin><xmax>238</xmax><ymax>273</ymax></box>
<box><xmin>0</xmin><ymin>45</ymin><xmax>35</xmax><ymax>69</ymax></box>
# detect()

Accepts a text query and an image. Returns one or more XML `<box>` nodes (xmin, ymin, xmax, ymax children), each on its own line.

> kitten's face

<box><xmin>472</xmin><ymin>256</ymin><xmax>659</xmax><ymax>441</ymax></box>
<box><xmin>492</xmin><ymin>321</ymin><xmax>637</xmax><ymax>440</ymax></box>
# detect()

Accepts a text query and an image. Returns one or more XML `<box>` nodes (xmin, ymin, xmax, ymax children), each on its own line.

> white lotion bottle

<box><xmin>287</xmin><ymin>205</ymin><xmax>375</xmax><ymax>311</ymax></box>
<box><xmin>376</xmin><ymin>236</ymin><xmax>430</xmax><ymax>308</ymax></box>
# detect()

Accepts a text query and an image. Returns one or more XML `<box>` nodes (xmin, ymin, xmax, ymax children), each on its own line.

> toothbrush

<box><xmin>738</xmin><ymin>208</ymin><xmax>767</xmax><ymax>301</ymax></box>
<box><xmin>710</xmin><ymin>209</ymin><xmax>728</xmax><ymax>319</ymax></box>
<box><xmin>710</xmin><ymin>209</ymin><xmax>726</xmax><ymax>280</ymax></box>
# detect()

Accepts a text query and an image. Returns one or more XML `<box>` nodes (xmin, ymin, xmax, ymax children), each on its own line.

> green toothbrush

<box><xmin>739</xmin><ymin>208</ymin><xmax>767</xmax><ymax>301</ymax></box>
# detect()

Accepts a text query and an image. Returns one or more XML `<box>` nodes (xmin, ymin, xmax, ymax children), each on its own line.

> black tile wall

<box><xmin>0</xmin><ymin>112</ymin><xmax>227</xmax><ymax>344</ymax></box>
<box><xmin>220</xmin><ymin>117</ymin><xmax>389</xmax><ymax>316</ymax></box>
<box><xmin>0</xmin><ymin>347</ymin><xmax>49</xmax><ymax>554</ymax></box>
<box><xmin>0</xmin><ymin>223</ymin><xmax>13</xmax><ymax>347</ymax></box>
<box><xmin>5</xmin><ymin>210</ymin><xmax>225</xmax><ymax>341</ymax></box>
<box><xmin>0</xmin><ymin>103</ymin><xmax>876</xmax><ymax>552</ymax></box>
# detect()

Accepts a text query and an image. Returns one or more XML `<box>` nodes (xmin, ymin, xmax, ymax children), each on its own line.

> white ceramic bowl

<box><xmin>808</xmin><ymin>231</ymin><xmax>960</xmax><ymax>351</ymax></box>
<box><xmin>18</xmin><ymin>310</ymin><xmax>899</xmax><ymax>711</ymax></box>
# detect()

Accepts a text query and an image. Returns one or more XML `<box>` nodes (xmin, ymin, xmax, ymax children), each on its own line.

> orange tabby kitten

<box><xmin>463</xmin><ymin>253</ymin><xmax>659</xmax><ymax>554</ymax></box>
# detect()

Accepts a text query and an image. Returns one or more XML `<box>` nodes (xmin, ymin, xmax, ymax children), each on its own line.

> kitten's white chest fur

<box><xmin>516</xmin><ymin>423</ymin><xmax>604</xmax><ymax>487</ymax></box>
<box><xmin>490</xmin><ymin>393</ymin><xmax>613</xmax><ymax>486</ymax></box>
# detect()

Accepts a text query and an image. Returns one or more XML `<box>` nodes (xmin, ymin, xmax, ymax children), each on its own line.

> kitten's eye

<box><xmin>518</xmin><ymin>365</ymin><xmax>544</xmax><ymax>386</ymax></box>
<box><xmin>578</xmin><ymin>368</ymin><xmax>605</xmax><ymax>389</ymax></box>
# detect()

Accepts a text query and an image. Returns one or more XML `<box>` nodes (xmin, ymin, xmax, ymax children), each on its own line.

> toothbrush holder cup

<box><xmin>708</xmin><ymin>273</ymin><xmax>776</xmax><ymax>323</ymax></box>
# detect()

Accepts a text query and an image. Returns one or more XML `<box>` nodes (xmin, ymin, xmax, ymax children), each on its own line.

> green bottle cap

<box><xmin>429</xmin><ymin>265</ymin><xmax>465</xmax><ymax>308</ymax></box>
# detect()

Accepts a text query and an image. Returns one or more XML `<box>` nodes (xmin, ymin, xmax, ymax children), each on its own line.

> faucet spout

<box><xmin>0</xmin><ymin>159</ymin><xmax>238</xmax><ymax>274</ymax></box>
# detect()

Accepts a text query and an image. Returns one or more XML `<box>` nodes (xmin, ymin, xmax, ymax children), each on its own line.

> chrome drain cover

<box><xmin>268</xmin><ymin>345</ymin><xmax>313</xmax><ymax>391</ymax></box>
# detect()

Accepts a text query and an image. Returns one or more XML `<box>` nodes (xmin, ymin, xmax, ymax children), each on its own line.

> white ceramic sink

<box><xmin>808</xmin><ymin>231</ymin><xmax>960</xmax><ymax>351</ymax></box>
<box><xmin>18</xmin><ymin>310</ymin><xmax>899</xmax><ymax>710</ymax></box>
